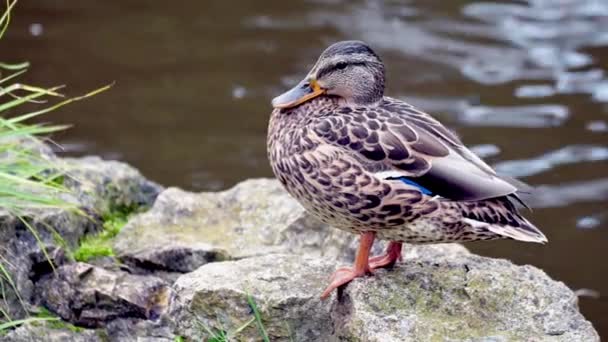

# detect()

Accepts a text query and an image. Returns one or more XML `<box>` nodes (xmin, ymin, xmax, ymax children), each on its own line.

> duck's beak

<box><xmin>272</xmin><ymin>78</ymin><xmax>325</xmax><ymax>109</ymax></box>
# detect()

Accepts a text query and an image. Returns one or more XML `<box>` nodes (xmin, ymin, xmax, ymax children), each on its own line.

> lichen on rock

<box><xmin>114</xmin><ymin>179</ymin><xmax>386</xmax><ymax>275</ymax></box>
<box><xmin>169</xmin><ymin>249</ymin><xmax>598</xmax><ymax>341</ymax></box>
<box><xmin>333</xmin><ymin>255</ymin><xmax>596</xmax><ymax>341</ymax></box>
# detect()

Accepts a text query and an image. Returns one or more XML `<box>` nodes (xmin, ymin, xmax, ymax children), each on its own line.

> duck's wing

<box><xmin>311</xmin><ymin>98</ymin><xmax>519</xmax><ymax>201</ymax></box>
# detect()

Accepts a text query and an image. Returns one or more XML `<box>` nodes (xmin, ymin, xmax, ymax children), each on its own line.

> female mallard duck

<box><xmin>267</xmin><ymin>40</ymin><xmax>547</xmax><ymax>299</ymax></box>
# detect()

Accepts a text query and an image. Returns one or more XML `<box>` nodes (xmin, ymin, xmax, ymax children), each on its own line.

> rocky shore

<box><xmin>0</xmin><ymin>153</ymin><xmax>599</xmax><ymax>341</ymax></box>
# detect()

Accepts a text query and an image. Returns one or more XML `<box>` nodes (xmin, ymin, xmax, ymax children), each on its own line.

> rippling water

<box><xmin>4</xmin><ymin>0</ymin><xmax>608</xmax><ymax>336</ymax></box>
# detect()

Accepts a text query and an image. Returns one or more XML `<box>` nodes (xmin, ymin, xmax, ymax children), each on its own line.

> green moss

<box><xmin>358</xmin><ymin>266</ymin><xmax>535</xmax><ymax>341</ymax></box>
<box><xmin>34</xmin><ymin>307</ymin><xmax>83</xmax><ymax>333</ymax></box>
<box><xmin>73</xmin><ymin>205</ymin><xmax>137</xmax><ymax>262</ymax></box>
<box><xmin>355</xmin><ymin>268</ymin><xmax>512</xmax><ymax>341</ymax></box>
<box><xmin>365</xmin><ymin>268</ymin><xmax>466</xmax><ymax>317</ymax></box>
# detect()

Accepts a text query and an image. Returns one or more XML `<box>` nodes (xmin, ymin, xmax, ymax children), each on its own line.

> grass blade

<box><xmin>0</xmin><ymin>68</ymin><xmax>27</xmax><ymax>84</ymax></box>
<box><xmin>232</xmin><ymin>317</ymin><xmax>255</xmax><ymax>335</ymax></box>
<box><xmin>11</xmin><ymin>83</ymin><xmax>113</xmax><ymax>122</ymax></box>
<box><xmin>247</xmin><ymin>294</ymin><xmax>270</xmax><ymax>342</ymax></box>
<box><xmin>0</xmin><ymin>61</ymin><xmax>28</xmax><ymax>71</ymax></box>
<box><xmin>0</xmin><ymin>0</ymin><xmax>110</xmax><ymax>332</ymax></box>
<box><xmin>17</xmin><ymin>216</ymin><xmax>56</xmax><ymax>272</ymax></box>
<box><xmin>0</xmin><ymin>0</ymin><xmax>17</xmax><ymax>41</ymax></box>
<box><xmin>0</xmin><ymin>85</ymin><xmax>64</xmax><ymax>112</ymax></box>
<box><xmin>0</xmin><ymin>316</ymin><xmax>59</xmax><ymax>331</ymax></box>
<box><xmin>0</xmin><ymin>260</ymin><xmax>27</xmax><ymax>315</ymax></box>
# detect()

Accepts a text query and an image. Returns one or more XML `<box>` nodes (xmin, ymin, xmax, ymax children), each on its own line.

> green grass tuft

<box><xmin>72</xmin><ymin>209</ymin><xmax>131</xmax><ymax>262</ymax></box>
<box><xmin>0</xmin><ymin>0</ymin><xmax>111</xmax><ymax>331</ymax></box>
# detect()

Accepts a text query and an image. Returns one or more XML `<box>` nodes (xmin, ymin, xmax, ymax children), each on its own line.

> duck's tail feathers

<box><xmin>463</xmin><ymin>216</ymin><xmax>548</xmax><ymax>244</ymax></box>
<box><xmin>458</xmin><ymin>196</ymin><xmax>547</xmax><ymax>244</ymax></box>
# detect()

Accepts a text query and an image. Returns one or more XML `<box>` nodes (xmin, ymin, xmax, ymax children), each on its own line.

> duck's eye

<box><xmin>336</xmin><ymin>62</ymin><xmax>347</xmax><ymax>70</ymax></box>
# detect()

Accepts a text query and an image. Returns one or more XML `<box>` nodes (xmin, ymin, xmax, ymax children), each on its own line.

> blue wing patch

<box><xmin>391</xmin><ymin>177</ymin><xmax>434</xmax><ymax>195</ymax></box>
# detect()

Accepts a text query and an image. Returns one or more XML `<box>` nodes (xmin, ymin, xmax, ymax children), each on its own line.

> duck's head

<box><xmin>272</xmin><ymin>40</ymin><xmax>385</xmax><ymax>109</ymax></box>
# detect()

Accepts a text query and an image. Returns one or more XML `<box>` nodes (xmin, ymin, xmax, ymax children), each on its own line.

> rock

<box><xmin>0</xmin><ymin>321</ymin><xmax>103</xmax><ymax>342</ymax></box>
<box><xmin>0</xmin><ymin>151</ymin><xmax>599</xmax><ymax>342</ymax></box>
<box><xmin>36</xmin><ymin>262</ymin><xmax>171</xmax><ymax>328</ymax></box>
<box><xmin>0</xmin><ymin>210</ymin><xmax>98</xmax><ymax>320</ymax></box>
<box><xmin>119</xmin><ymin>242</ymin><xmax>230</xmax><ymax>275</ymax></box>
<box><xmin>114</xmin><ymin>178</ymin><xmax>387</xmax><ymax>275</ymax></box>
<box><xmin>171</xmin><ymin>254</ymin><xmax>336</xmax><ymax>341</ymax></box>
<box><xmin>104</xmin><ymin>317</ymin><xmax>176</xmax><ymax>342</ymax></box>
<box><xmin>0</xmin><ymin>317</ymin><xmax>176</xmax><ymax>342</ymax></box>
<box><xmin>0</xmin><ymin>155</ymin><xmax>162</xmax><ymax>320</ymax></box>
<box><xmin>334</xmin><ymin>255</ymin><xmax>599</xmax><ymax>342</ymax></box>
<box><xmin>171</xmin><ymin>252</ymin><xmax>599</xmax><ymax>342</ymax></box>
<box><xmin>115</xmin><ymin>178</ymin><xmax>597</xmax><ymax>340</ymax></box>
<box><xmin>63</xmin><ymin>156</ymin><xmax>162</xmax><ymax>214</ymax></box>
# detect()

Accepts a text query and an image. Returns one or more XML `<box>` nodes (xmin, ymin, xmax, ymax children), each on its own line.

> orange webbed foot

<box><xmin>320</xmin><ymin>232</ymin><xmax>376</xmax><ymax>300</ymax></box>
<box><xmin>320</xmin><ymin>241</ymin><xmax>404</xmax><ymax>300</ymax></box>
<box><xmin>368</xmin><ymin>241</ymin><xmax>402</xmax><ymax>270</ymax></box>
<box><xmin>321</xmin><ymin>266</ymin><xmax>371</xmax><ymax>299</ymax></box>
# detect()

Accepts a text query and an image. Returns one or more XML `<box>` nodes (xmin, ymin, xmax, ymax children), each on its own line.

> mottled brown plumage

<box><xmin>267</xmin><ymin>40</ymin><xmax>547</xmax><ymax>299</ymax></box>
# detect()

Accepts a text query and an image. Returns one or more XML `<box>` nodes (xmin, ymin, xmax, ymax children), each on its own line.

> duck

<box><xmin>267</xmin><ymin>40</ymin><xmax>547</xmax><ymax>299</ymax></box>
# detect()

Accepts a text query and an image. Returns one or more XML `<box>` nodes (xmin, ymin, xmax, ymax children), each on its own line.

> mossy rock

<box><xmin>171</xmin><ymin>252</ymin><xmax>598</xmax><ymax>342</ymax></box>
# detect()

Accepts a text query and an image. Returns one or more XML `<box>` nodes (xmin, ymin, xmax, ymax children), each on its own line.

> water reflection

<box><xmin>494</xmin><ymin>145</ymin><xmax>608</xmax><ymax>177</ymax></box>
<box><xmin>459</xmin><ymin>104</ymin><xmax>569</xmax><ymax>127</ymax></box>
<box><xmin>526</xmin><ymin>178</ymin><xmax>608</xmax><ymax>208</ymax></box>
<box><xmin>586</xmin><ymin>120</ymin><xmax>608</xmax><ymax>132</ymax></box>
<box><xmin>312</xmin><ymin>0</ymin><xmax>608</xmax><ymax>96</ymax></box>
<box><xmin>575</xmin><ymin>288</ymin><xmax>601</xmax><ymax>299</ymax></box>
<box><xmin>462</xmin><ymin>0</ymin><xmax>608</xmax><ymax>100</ymax></box>
<box><xmin>577</xmin><ymin>215</ymin><xmax>603</xmax><ymax>230</ymax></box>
<box><xmin>470</xmin><ymin>144</ymin><xmax>501</xmax><ymax>158</ymax></box>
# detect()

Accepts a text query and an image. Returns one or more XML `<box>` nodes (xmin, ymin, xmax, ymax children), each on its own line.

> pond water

<box><xmin>5</xmin><ymin>0</ymin><xmax>608</xmax><ymax>337</ymax></box>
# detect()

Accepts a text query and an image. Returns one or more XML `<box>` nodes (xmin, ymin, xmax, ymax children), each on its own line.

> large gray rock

<box><xmin>334</xmin><ymin>255</ymin><xmax>598</xmax><ymax>341</ymax></box>
<box><xmin>0</xmin><ymin>321</ymin><xmax>103</xmax><ymax>342</ymax></box>
<box><xmin>0</xmin><ymin>155</ymin><xmax>161</xmax><ymax>320</ymax></box>
<box><xmin>1</xmin><ymin>318</ymin><xmax>177</xmax><ymax>342</ymax></box>
<box><xmin>171</xmin><ymin>251</ymin><xmax>599</xmax><ymax>342</ymax></box>
<box><xmin>36</xmin><ymin>262</ymin><xmax>170</xmax><ymax>328</ymax></box>
<box><xmin>171</xmin><ymin>254</ymin><xmax>336</xmax><ymax>341</ymax></box>
<box><xmin>62</xmin><ymin>156</ymin><xmax>162</xmax><ymax>214</ymax></box>
<box><xmin>114</xmin><ymin>179</ymin><xmax>386</xmax><ymax>275</ymax></box>
<box><xmin>114</xmin><ymin>178</ymin><xmax>598</xmax><ymax>340</ymax></box>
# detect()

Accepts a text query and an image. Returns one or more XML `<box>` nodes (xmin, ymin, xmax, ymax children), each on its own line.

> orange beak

<box><xmin>271</xmin><ymin>78</ymin><xmax>325</xmax><ymax>109</ymax></box>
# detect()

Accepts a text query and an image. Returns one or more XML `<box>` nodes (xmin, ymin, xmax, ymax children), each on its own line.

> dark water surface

<box><xmin>5</xmin><ymin>0</ymin><xmax>608</xmax><ymax>336</ymax></box>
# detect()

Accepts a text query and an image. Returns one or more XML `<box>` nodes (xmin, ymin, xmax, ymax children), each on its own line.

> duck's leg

<box><xmin>320</xmin><ymin>231</ymin><xmax>375</xmax><ymax>299</ymax></box>
<box><xmin>368</xmin><ymin>241</ymin><xmax>402</xmax><ymax>269</ymax></box>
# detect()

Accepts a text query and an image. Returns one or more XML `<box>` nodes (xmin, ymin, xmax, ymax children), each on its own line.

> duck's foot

<box><xmin>320</xmin><ymin>266</ymin><xmax>371</xmax><ymax>299</ymax></box>
<box><xmin>368</xmin><ymin>241</ymin><xmax>402</xmax><ymax>270</ymax></box>
<box><xmin>320</xmin><ymin>231</ymin><xmax>375</xmax><ymax>300</ymax></box>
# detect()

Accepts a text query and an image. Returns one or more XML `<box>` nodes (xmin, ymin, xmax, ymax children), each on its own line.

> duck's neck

<box><xmin>340</xmin><ymin>96</ymin><xmax>384</xmax><ymax>108</ymax></box>
<box><xmin>343</xmin><ymin>71</ymin><xmax>385</xmax><ymax>106</ymax></box>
